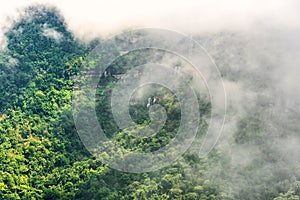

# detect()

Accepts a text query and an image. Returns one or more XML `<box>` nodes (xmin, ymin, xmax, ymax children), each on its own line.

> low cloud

<box><xmin>1</xmin><ymin>1</ymin><xmax>300</xmax><ymax>198</ymax></box>
<box><xmin>0</xmin><ymin>0</ymin><xmax>300</xmax><ymax>41</ymax></box>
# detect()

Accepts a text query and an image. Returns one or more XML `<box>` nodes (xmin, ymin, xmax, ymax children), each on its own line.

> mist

<box><xmin>1</xmin><ymin>0</ymin><xmax>300</xmax><ymax>199</ymax></box>
<box><xmin>1</xmin><ymin>0</ymin><xmax>300</xmax><ymax>40</ymax></box>
<box><xmin>190</xmin><ymin>29</ymin><xmax>300</xmax><ymax>197</ymax></box>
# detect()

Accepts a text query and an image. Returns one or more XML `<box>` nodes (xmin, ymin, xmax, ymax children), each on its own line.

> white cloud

<box><xmin>42</xmin><ymin>26</ymin><xmax>63</xmax><ymax>41</ymax></box>
<box><xmin>0</xmin><ymin>0</ymin><xmax>299</xmax><ymax>41</ymax></box>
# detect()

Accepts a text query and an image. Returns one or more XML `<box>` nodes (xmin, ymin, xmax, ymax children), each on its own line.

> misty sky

<box><xmin>1</xmin><ymin>0</ymin><xmax>300</xmax><ymax>41</ymax></box>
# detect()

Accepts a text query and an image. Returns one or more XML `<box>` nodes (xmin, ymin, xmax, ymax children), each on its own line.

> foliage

<box><xmin>0</xmin><ymin>4</ymin><xmax>298</xmax><ymax>200</ymax></box>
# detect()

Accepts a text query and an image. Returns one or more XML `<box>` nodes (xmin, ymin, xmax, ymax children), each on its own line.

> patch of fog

<box><xmin>42</xmin><ymin>24</ymin><xmax>63</xmax><ymax>41</ymax></box>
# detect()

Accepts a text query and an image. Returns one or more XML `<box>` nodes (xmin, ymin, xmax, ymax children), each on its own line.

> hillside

<box><xmin>0</xmin><ymin>5</ymin><xmax>299</xmax><ymax>200</ymax></box>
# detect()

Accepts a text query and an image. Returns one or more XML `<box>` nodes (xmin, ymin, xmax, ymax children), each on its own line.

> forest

<box><xmin>0</xmin><ymin>5</ymin><xmax>299</xmax><ymax>200</ymax></box>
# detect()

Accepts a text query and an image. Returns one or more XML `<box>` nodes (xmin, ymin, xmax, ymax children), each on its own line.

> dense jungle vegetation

<box><xmin>0</xmin><ymin>5</ymin><xmax>299</xmax><ymax>200</ymax></box>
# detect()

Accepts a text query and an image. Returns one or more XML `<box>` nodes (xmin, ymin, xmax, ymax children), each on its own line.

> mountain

<box><xmin>0</xmin><ymin>4</ymin><xmax>299</xmax><ymax>200</ymax></box>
